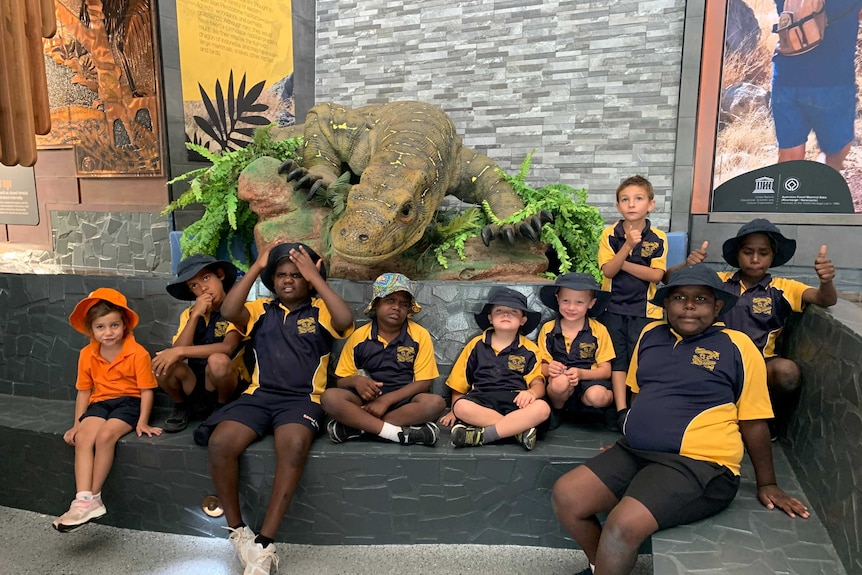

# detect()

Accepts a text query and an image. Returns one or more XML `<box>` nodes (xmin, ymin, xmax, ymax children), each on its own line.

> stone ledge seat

<box><xmin>0</xmin><ymin>393</ymin><xmax>844</xmax><ymax>574</ymax></box>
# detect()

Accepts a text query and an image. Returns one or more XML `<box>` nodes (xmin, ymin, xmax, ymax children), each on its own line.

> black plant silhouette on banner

<box><xmin>194</xmin><ymin>70</ymin><xmax>270</xmax><ymax>152</ymax></box>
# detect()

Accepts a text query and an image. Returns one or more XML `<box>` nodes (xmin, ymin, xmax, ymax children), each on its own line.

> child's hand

<box><xmin>354</xmin><ymin>377</ymin><xmax>383</xmax><ymax>402</ymax></box>
<box><xmin>290</xmin><ymin>245</ymin><xmax>324</xmax><ymax>282</ymax></box>
<box><xmin>439</xmin><ymin>410</ymin><xmax>457</xmax><ymax>427</ymax></box>
<box><xmin>152</xmin><ymin>348</ymin><xmax>184</xmax><ymax>376</ymax></box>
<box><xmin>191</xmin><ymin>293</ymin><xmax>214</xmax><ymax>316</ymax></box>
<box><xmin>137</xmin><ymin>423</ymin><xmax>163</xmax><ymax>438</ymax></box>
<box><xmin>547</xmin><ymin>361</ymin><xmax>567</xmax><ymax>377</ymax></box>
<box><xmin>814</xmin><ymin>245</ymin><xmax>834</xmax><ymax>283</ymax></box>
<box><xmin>564</xmin><ymin>367</ymin><xmax>580</xmax><ymax>387</ymax></box>
<box><xmin>686</xmin><ymin>241</ymin><xmax>708</xmax><ymax>265</ymax></box>
<box><xmin>757</xmin><ymin>484</ymin><xmax>810</xmax><ymax>519</ymax></box>
<box><xmin>625</xmin><ymin>224</ymin><xmax>642</xmax><ymax>248</ymax></box>
<box><xmin>362</xmin><ymin>394</ymin><xmax>394</xmax><ymax>418</ymax></box>
<box><xmin>63</xmin><ymin>425</ymin><xmax>79</xmax><ymax>446</ymax></box>
<box><xmin>514</xmin><ymin>390</ymin><xmax>536</xmax><ymax>408</ymax></box>
<box><xmin>253</xmin><ymin>246</ymin><xmax>272</xmax><ymax>271</ymax></box>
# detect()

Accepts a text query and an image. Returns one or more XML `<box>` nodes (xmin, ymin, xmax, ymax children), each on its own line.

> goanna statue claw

<box><xmin>277</xmin><ymin>159</ymin><xmax>299</xmax><ymax>175</ymax></box>
<box><xmin>287</xmin><ymin>168</ymin><xmax>307</xmax><ymax>182</ymax></box>
<box><xmin>481</xmin><ymin>226</ymin><xmax>494</xmax><ymax>247</ymax></box>
<box><xmin>307</xmin><ymin>180</ymin><xmax>327</xmax><ymax>201</ymax></box>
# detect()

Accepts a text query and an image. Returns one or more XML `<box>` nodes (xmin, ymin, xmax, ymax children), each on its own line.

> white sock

<box><xmin>76</xmin><ymin>491</ymin><xmax>93</xmax><ymax>501</ymax></box>
<box><xmin>590</xmin><ymin>564</ymin><xmax>595</xmax><ymax>573</ymax></box>
<box><xmin>378</xmin><ymin>422</ymin><xmax>402</xmax><ymax>443</ymax></box>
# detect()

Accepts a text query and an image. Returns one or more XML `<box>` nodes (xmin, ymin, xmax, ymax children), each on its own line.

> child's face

<box><xmin>616</xmin><ymin>185</ymin><xmax>655</xmax><ymax>222</ymax></box>
<box><xmin>488</xmin><ymin>305</ymin><xmax>527</xmax><ymax>332</ymax></box>
<box><xmin>664</xmin><ymin>285</ymin><xmax>723</xmax><ymax>338</ymax></box>
<box><xmin>374</xmin><ymin>291</ymin><xmax>412</xmax><ymax>330</ymax></box>
<box><xmin>556</xmin><ymin>287</ymin><xmax>596</xmax><ymax>323</ymax></box>
<box><xmin>90</xmin><ymin>310</ymin><xmax>125</xmax><ymax>347</ymax></box>
<box><xmin>737</xmin><ymin>233</ymin><xmax>774</xmax><ymax>281</ymax></box>
<box><xmin>186</xmin><ymin>267</ymin><xmax>227</xmax><ymax>304</ymax></box>
<box><xmin>272</xmin><ymin>260</ymin><xmax>310</xmax><ymax>304</ymax></box>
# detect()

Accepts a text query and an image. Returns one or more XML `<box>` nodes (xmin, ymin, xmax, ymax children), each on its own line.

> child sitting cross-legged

<box><xmin>321</xmin><ymin>273</ymin><xmax>445</xmax><ymax>446</ymax></box>
<box><xmin>537</xmin><ymin>273</ymin><xmax>616</xmax><ymax>425</ymax></box>
<box><xmin>442</xmin><ymin>286</ymin><xmax>550</xmax><ymax>451</ymax></box>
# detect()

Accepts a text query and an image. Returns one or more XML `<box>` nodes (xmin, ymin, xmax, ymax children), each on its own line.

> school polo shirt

<box><xmin>598</xmin><ymin>219</ymin><xmax>667</xmax><ymax>319</ymax></box>
<box><xmin>537</xmin><ymin>318</ymin><xmax>615</xmax><ymax>371</ymax></box>
<box><xmin>718</xmin><ymin>272</ymin><xmax>809</xmax><ymax>359</ymax></box>
<box><xmin>446</xmin><ymin>330</ymin><xmax>544</xmax><ymax>395</ymax></box>
<box><xmin>172</xmin><ymin>307</ymin><xmax>241</xmax><ymax>371</ymax></box>
<box><xmin>335</xmin><ymin>319</ymin><xmax>439</xmax><ymax>394</ymax></box>
<box><xmin>624</xmin><ymin>322</ymin><xmax>773</xmax><ymax>475</ymax></box>
<box><xmin>243</xmin><ymin>297</ymin><xmax>353</xmax><ymax>402</ymax></box>
<box><xmin>76</xmin><ymin>334</ymin><xmax>158</xmax><ymax>404</ymax></box>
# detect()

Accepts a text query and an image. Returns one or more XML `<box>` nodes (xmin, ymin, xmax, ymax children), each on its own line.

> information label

<box><xmin>0</xmin><ymin>165</ymin><xmax>39</xmax><ymax>225</ymax></box>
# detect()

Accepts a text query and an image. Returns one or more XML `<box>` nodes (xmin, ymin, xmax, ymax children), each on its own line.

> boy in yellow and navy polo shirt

<box><xmin>537</xmin><ymin>273</ymin><xmax>615</xmax><ymax>423</ymax></box>
<box><xmin>322</xmin><ymin>273</ymin><xmax>445</xmax><ymax>446</ymax></box>
<box><xmin>552</xmin><ymin>265</ymin><xmax>809</xmax><ymax>575</ymax></box>
<box><xmin>444</xmin><ymin>287</ymin><xmax>550</xmax><ymax>451</ymax></box>
<box><xmin>156</xmin><ymin>254</ymin><xmax>246</xmax><ymax>433</ymax></box>
<box><xmin>195</xmin><ymin>242</ymin><xmax>354</xmax><ymax>575</ymax></box>
<box><xmin>598</xmin><ymin>175</ymin><xmax>667</xmax><ymax>429</ymax></box>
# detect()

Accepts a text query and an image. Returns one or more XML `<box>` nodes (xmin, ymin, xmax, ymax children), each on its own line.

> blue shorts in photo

<box><xmin>771</xmin><ymin>84</ymin><xmax>856</xmax><ymax>154</ymax></box>
<box><xmin>81</xmin><ymin>396</ymin><xmax>141</xmax><ymax>428</ymax></box>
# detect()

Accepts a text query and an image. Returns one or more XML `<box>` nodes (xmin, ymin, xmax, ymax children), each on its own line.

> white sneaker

<box><xmin>226</xmin><ymin>525</ymin><xmax>256</xmax><ymax>567</ymax></box>
<box><xmin>52</xmin><ymin>497</ymin><xmax>107</xmax><ymax>533</ymax></box>
<box><xmin>244</xmin><ymin>541</ymin><xmax>278</xmax><ymax>575</ymax></box>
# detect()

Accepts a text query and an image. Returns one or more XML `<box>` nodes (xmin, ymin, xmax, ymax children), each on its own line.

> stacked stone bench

<box><xmin>0</xmin><ymin>272</ymin><xmax>856</xmax><ymax>574</ymax></box>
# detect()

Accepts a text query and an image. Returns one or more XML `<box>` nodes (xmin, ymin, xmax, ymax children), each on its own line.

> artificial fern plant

<box><xmin>162</xmin><ymin>125</ymin><xmax>303</xmax><ymax>271</ymax></box>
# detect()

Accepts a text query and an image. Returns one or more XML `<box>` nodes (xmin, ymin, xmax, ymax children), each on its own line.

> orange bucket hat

<box><xmin>69</xmin><ymin>287</ymin><xmax>140</xmax><ymax>335</ymax></box>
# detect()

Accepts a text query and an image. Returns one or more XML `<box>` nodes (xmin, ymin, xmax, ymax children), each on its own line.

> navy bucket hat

<box><xmin>539</xmin><ymin>273</ymin><xmax>610</xmax><ymax>317</ymax></box>
<box><xmin>651</xmin><ymin>264</ymin><xmax>738</xmax><ymax>315</ymax></box>
<box><xmin>721</xmin><ymin>218</ymin><xmax>796</xmax><ymax>268</ymax></box>
<box><xmin>261</xmin><ymin>242</ymin><xmax>326</xmax><ymax>294</ymax></box>
<box><xmin>474</xmin><ymin>286</ymin><xmax>542</xmax><ymax>334</ymax></box>
<box><xmin>166</xmin><ymin>254</ymin><xmax>238</xmax><ymax>301</ymax></box>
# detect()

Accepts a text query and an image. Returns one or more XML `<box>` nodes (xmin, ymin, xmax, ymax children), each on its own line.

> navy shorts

<box><xmin>562</xmin><ymin>379</ymin><xmax>612</xmax><ymax>412</ymax></box>
<box><xmin>81</xmin><ymin>396</ymin><xmax>140</xmax><ymax>428</ymax></box>
<box><xmin>456</xmin><ymin>390</ymin><xmax>523</xmax><ymax>416</ymax></box>
<box><xmin>584</xmin><ymin>439</ymin><xmax>740</xmax><ymax>529</ymax></box>
<box><xmin>197</xmin><ymin>390</ymin><xmax>323</xmax><ymax>442</ymax></box>
<box><xmin>599</xmin><ymin>312</ymin><xmax>652</xmax><ymax>372</ymax></box>
<box><xmin>771</xmin><ymin>84</ymin><xmax>856</xmax><ymax>154</ymax></box>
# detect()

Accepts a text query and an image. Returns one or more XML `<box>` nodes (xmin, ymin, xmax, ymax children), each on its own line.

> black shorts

<box><xmin>81</xmin><ymin>396</ymin><xmax>140</xmax><ymax>428</ymax></box>
<box><xmin>456</xmin><ymin>390</ymin><xmax>522</xmax><ymax>416</ymax></box>
<box><xmin>562</xmin><ymin>379</ymin><xmax>612</xmax><ymax>412</ymax></box>
<box><xmin>599</xmin><ymin>312</ymin><xmax>653</xmax><ymax>372</ymax></box>
<box><xmin>585</xmin><ymin>439</ymin><xmax>740</xmax><ymax>529</ymax></box>
<box><xmin>194</xmin><ymin>390</ymin><xmax>324</xmax><ymax>446</ymax></box>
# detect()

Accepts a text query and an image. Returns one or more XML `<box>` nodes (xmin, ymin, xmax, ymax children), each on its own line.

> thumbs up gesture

<box><xmin>686</xmin><ymin>241</ymin><xmax>709</xmax><ymax>265</ymax></box>
<box><xmin>814</xmin><ymin>245</ymin><xmax>835</xmax><ymax>283</ymax></box>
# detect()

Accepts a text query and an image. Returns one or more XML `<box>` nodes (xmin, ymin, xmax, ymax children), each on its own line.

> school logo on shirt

<box><xmin>508</xmin><ymin>355</ymin><xmax>526</xmax><ymax>373</ymax></box>
<box><xmin>640</xmin><ymin>241</ymin><xmax>659</xmax><ymax>258</ymax></box>
<box><xmin>214</xmin><ymin>320</ymin><xmax>230</xmax><ymax>338</ymax></box>
<box><xmin>396</xmin><ymin>346</ymin><xmax>416</xmax><ymax>363</ymax></box>
<box><xmin>297</xmin><ymin>318</ymin><xmax>318</xmax><ymax>335</ymax></box>
<box><xmin>692</xmin><ymin>347</ymin><xmax>720</xmax><ymax>371</ymax></box>
<box><xmin>579</xmin><ymin>342</ymin><xmax>597</xmax><ymax>359</ymax></box>
<box><xmin>752</xmin><ymin>297</ymin><xmax>772</xmax><ymax>315</ymax></box>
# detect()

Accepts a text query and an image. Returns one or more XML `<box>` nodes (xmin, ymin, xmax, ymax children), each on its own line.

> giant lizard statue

<box><xmin>277</xmin><ymin>101</ymin><xmax>550</xmax><ymax>261</ymax></box>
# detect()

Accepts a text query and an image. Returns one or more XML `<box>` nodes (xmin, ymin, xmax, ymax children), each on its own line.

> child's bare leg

<box><xmin>208</xmin><ymin>421</ymin><xmax>258</xmax><ymax>527</ymax></box>
<box><xmin>322</xmin><ymin>388</ymin><xmax>385</xmax><ymax>433</ymax></box>
<box><xmin>582</xmin><ymin>386</ymin><xmax>613</xmax><ymax>409</ymax></box>
<box><xmin>767</xmin><ymin>358</ymin><xmax>801</xmax><ymax>396</ymax></box>
<box><xmin>452</xmin><ymin>399</ymin><xmax>503</xmax><ymax>427</ymax></box>
<box><xmin>157</xmin><ymin>363</ymin><xmax>196</xmax><ymax>402</ymax></box>
<box><xmin>611</xmin><ymin>371</ymin><xmax>628</xmax><ymax>410</ymax></box>
<box><xmin>547</xmin><ymin>378</ymin><xmax>576</xmax><ymax>410</ymax></box>
<box><xmin>258</xmin><ymin>423</ymin><xmax>314</xmax><ymax>539</ymax></box>
<box><xmin>594</xmin><ymin>497</ymin><xmax>658</xmax><ymax>575</ymax></box>
<box><xmin>206</xmin><ymin>353</ymin><xmax>239</xmax><ymax>403</ymax></box>
<box><xmin>383</xmin><ymin>393</ymin><xmax>446</xmax><ymax>427</ymax></box>
<box><xmin>73</xmin><ymin>417</ymin><xmax>105</xmax><ymax>492</ymax></box>
<box><xmin>90</xmin><ymin>419</ymin><xmax>133</xmax><ymax>494</ymax></box>
<box><xmin>552</xmin><ymin>465</ymin><xmax>619</xmax><ymax>565</ymax></box>
<box><xmin>493</xmin><ymin>400</ymin><xmax>551</xmax><ymax>438</ymax></box>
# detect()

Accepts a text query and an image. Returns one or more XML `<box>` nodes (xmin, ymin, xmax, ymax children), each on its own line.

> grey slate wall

<box><xmin>314</xmin><ymin>0</ymin><xmax>687</xmax><ymax>227</ymax></box>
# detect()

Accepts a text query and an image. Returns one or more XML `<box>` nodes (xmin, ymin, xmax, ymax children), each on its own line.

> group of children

<box><xmin>50</xmin><ymin>174</ymin><xmax>838</xmax><ymax>575</ymax></box>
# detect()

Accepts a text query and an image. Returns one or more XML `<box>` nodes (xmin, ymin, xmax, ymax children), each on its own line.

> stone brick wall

<box><xmin>314</xmin><ymin>0</ymin><xmax>687</xmax><ymax>227</ymax></box>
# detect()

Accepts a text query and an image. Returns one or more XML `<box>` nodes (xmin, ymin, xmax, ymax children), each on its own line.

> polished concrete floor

<box><xmin>1</xmin><ymin>505</ymin><xmax>653</xmax><ymax>575</ymax></box>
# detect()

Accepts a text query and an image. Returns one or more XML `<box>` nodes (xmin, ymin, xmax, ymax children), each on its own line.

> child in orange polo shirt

<box><xmin>53</xmin><ymin>288</ymin><xmax>162</xmax><ymax>533</ymax></box>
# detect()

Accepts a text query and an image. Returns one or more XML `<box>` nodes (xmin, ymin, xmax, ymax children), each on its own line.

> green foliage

<box><xmin>162</xmin><ymin>125</ymin><xmax>302</xmax><ymax>271</ymax></box>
